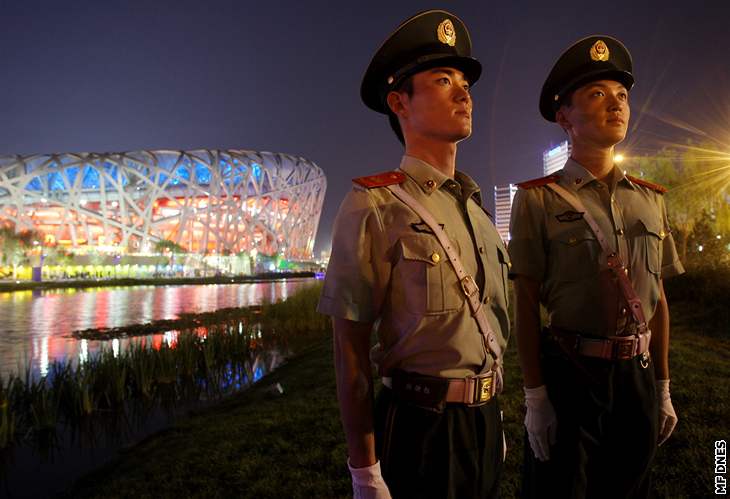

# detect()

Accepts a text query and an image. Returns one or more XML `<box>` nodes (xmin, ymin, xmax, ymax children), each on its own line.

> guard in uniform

<box><xmin>317</xmin><ymin>10</ymin><xmax>510</xmax><ymax>499</ymax></box>
<box><xmin>508</xmin><ymin>36</ymin><xmax>684</xmax><ymax>498</ymax></box>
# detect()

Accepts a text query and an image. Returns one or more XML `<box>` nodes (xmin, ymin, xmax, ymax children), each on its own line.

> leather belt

<box><xmin>382</xmin><ymin>370</ymin><xmax>497</xmax><ymax>407</ymax></box>
<box><xmin>548</xmin><ymin>327</ymin><xmax>651</xmax><ymax>361</ymax></box>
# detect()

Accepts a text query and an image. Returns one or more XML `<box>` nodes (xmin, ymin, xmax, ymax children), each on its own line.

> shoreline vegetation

<box><xmin>0</xmin><ymin>271</ymin><xmax>317</xmax><ymax>293</ymax></box>
<box><xmin>72</xmin><ymin>305</ymin><xmax>265</xmax><ymax>341</ymax></box>
<box><xmin>0</xmin><ymin>283</ymin><xmax>329</xmax><ymax>462</ymax></box>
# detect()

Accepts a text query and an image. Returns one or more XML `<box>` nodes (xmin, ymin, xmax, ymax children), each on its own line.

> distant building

<box><xmin>0</xmin><ymin>149</ymin><xmax>327</xmax><ymax>260</ymax></box>
<box><xmin>493</xmin><ymin>183</ymin><xmax>518</xmax><ymax>242</ymax></box>
<box><xmin>543</xmin><ymin>140</ymin><xmax>571</xmax><ymax>175</ymax></box>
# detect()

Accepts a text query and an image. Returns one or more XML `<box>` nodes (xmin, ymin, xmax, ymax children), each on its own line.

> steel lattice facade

<box><xmin>0</xmin><ymin>149</ymin><xmax>327</xmax><ymax>259</ymax></box>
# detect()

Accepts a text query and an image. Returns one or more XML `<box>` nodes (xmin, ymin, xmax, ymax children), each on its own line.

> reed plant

<box><xmin>0</xmin><ymin>375</ymin><xmax>15</xmax><ymax>449</ymax></box>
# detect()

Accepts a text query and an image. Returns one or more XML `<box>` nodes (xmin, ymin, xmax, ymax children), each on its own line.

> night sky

<box><xmin>1</xmin><ymin>1</ymin><xmax>728</xmax><ymax>255</ymax></box>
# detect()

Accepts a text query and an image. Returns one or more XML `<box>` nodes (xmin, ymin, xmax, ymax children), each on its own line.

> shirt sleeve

<box><xmin>507</xmin><ymin>187</ymin><xmax>547</xmax><ymax>281</ymax></box>
<box><xmin>658</xmin><ymin>195</ymin><xmax>685</xmax><ymax>279</ymax></box>
<box><xmin>317</xmin><ymin>188</ymin><xmax>391</xmax><ymax>322</ymax></box>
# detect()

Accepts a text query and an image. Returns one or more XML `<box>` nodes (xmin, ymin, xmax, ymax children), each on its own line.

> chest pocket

<box><xmin>635</xmin><ymin>216</ymin><xmax>664</xmax><ymax>275</ymax></box>
<box><xmin>396</xmin><ymin>234</ymin><xmax>465</xmax><ymax>314</ymax></box>
<box><xmin>550</xmin><ymin>227</ymin><xmax>600</xmax><ymax>282</ymax></box>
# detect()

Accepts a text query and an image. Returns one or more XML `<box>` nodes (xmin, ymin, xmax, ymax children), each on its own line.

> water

<box><xmin>0</xmin><ymin>278</ymin><xmax>314</xmax><ymax>379</ymax></box>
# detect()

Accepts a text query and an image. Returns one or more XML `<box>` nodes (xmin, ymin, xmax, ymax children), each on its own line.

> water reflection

<box><xmin>0</xmin><ymin>279</ymin><xmax>313</xmax><ymax>378</ymax></box>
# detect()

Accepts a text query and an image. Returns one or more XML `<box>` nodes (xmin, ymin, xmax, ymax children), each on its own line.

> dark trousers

<box><xmin>521</xmin><ymin>348</ymin><xmax>659</xmax><ymax>499</ymax></box>
<box><xmin>375</xmin><ymin>386</ymin><xmax>504</xmax><ymax>499</ymax></box>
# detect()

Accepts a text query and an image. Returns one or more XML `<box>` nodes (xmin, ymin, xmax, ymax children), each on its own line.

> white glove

<box><xmin>524</xmin><ymin>385</ymin><xmax>558</xmax><ymax>461</ymax></box>
<box><xmin>348</xmin><ymin>459</ymin><xmax>392</xmax><ymax>499</ymax></box>
<box><xmin>657</xmin><ymin>379</ymin><xmax>677</xmax><ymax>446</ymax></box>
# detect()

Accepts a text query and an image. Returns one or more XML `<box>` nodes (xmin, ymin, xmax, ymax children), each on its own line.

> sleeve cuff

<box><xmin>317</xmin><ymin>295</ymin><xmax>374</xmax><ymax>323</ymax></box>
<box><xmin>661</xmin><ymin>259</ymin><xmax>685</xmax><ymax>279</ymax></box>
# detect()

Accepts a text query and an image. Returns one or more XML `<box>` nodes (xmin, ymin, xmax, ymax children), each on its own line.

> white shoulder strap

<box><xmin>386</xmin><ymin>184</ymin><xmax>504</xmax><ymax>365</ymax></box>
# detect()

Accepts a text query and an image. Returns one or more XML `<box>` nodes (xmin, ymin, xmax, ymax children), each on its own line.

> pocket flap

<box><xmin>399</xmin><ymin>235</ymin><xmax>442</xmax><ymax>266</ymax></box>
<box><xmin>639</xmin><ymin>217</ymin><xmax>665</xmax><ymax>240</ymax></box>
<box><xmin>554</xmin><ymin>227</ymin><xmax>596</xmax><ymax>246</ymax></box>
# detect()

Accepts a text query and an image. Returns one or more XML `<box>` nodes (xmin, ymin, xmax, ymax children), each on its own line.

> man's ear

<box><xmin>386</xmin><ymin>90</ymin><xmax>407</xmax><ymax>118</ymax></box>
<box><xmin>555</xmin><ymin>107</ymin><xmax>571</xmax><ymax>133</ymax></box>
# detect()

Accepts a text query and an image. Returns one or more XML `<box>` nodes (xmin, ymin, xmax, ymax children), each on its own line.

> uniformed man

<box><xmin>508</xmin><ymin>35</ymin><xmax>684</xmax><ymax>498</ymax></box>
<box><xmin>317</xmin><ymin>10</ymin><xmax>510</xmax><ymax>499</ymax></box>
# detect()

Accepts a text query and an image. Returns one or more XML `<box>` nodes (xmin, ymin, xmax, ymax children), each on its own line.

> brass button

<box><xmin>616</xmin><ymin>228</ymin><xmax>624</xmax><ymax>236</ymax></box>
<box><xmin>621</xmin><ymin>308</ymin><xmax>627</xmax><ymax>315</ymax></box>
<box><xmin>478</xmin><ymin>246</ymin><xmax>485</xmax><ymax>254</ymax></box>
<box><xmin>425</xmin><ymin>179</ymin><xmax>436</xmax><ymax>189</ymax></box>
<box><xmin>659</xmin><ymin>230</ymin><xmax>665</xmax><ymax>239</ymax></box>
<box><xmin>430</xmin><ymin>252</ymin><xmax>440</xmax><ymax>263</ymax></box>
<box><xmin>508</xmin><ymin>262</ymin><xmax>512</xmax><ymax>270</ymax></box>
<box><xmin>568</xmin><ymin>237</ymin><xmax>577</xmax><ymax>244</ymax></box>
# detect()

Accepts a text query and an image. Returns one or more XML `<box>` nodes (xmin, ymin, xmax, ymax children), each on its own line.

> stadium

<box><xmin>0</xmin><ymin>149</ymin><xmax>326</xmax><ymax>274</ymax></box>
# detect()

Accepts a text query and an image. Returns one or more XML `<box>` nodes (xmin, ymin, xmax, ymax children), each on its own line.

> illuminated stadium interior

<box><xmin>0</xmin><ymin>149</ymin><xmax>326</xmax><ymax>260</ymax></box>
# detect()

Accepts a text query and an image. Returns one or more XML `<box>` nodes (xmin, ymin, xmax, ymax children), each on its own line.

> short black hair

<box><xmin>387</xmin><ymin>76</ymin><xmax>414</xmax><ymax>145</ymax></box>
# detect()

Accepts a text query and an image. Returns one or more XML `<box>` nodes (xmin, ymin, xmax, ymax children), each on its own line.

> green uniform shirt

<box><xmin>318</xmin><ymin>155</ymin><xmax>510</xmax><ymax>378</ymax></box>
<box><xmin>508</xmin><ymin>158</ymin><xmax>685</xmax><ymax>337</ymax></box>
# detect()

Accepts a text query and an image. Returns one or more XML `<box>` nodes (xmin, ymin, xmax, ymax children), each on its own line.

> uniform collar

<box><xmin>615</xmin><ymin>167</ymin><xmax>637</xmax><ymax>190</ymax></box>
<box><xmin>454</xmin><ymin>170</ymin><xmax>483</xmax><ymax>205</ymax></box>
<box><xmin>398</xmin><ymin>155</ymin><xmax>482</xmax><ymax>204</ymax></box>
<box><xmin>559</xmin><ymin>158</ymin><xmax>633</xmax><ymax>191</ymax></box>
<box><xmin>399</xmin><ymin>155</ymin><xmax>451</xmax><ymax>194</ymax></box>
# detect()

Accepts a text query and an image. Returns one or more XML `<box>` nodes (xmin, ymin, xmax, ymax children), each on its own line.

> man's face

<box><xmin>557</xmin><ymin>79</ymin><xmax>630</xmax><ymax>148</ymax></box>
<box><xmin>392</xmin><ymin>67</ymin><xmax>472</xmax><ymax>144</ymax></box>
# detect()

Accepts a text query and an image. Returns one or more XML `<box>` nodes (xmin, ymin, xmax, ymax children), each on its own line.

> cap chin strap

<box><xmin>386</xmin><ymin>183</ymin><xmax>504</xmax><ymax>389</ymax></box>
<box><xmin>545</xmin><ymin>182</ymin><xmax>647</xmax><ymax>329</ymax></box>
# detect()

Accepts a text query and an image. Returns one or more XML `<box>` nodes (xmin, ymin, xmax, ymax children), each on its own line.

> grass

<box><xmin>63</xmin><ymin>291</ymin><xmax>728</xmax><ymax>498</ymax></box>
<box><xmin>66</xmin><ymin>339</ymin><xmax>351</xmax><ymax>499</ymax></box>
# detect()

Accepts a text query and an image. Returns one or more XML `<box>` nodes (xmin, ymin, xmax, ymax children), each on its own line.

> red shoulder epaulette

<box><xmin>516</xmin><ymin>174</ymin><xmax>559</xmax><ymax>189</ymax></box>
<box><xmin>352</xmin><ymin>171</ymin><xmax>406</xmax><ymax>189</ymax></box>
<box><xmin>626</xmin><ymin>175</ymin><xmax>668</xmax><ymax>194</ymax></box>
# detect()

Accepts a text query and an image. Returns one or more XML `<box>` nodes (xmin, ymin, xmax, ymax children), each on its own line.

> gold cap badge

<box><xmin>590</xmin><ymin>40</ymin><xmax>610</xmax><ymax>61</ymax></box>
<box><xmin>437</xmin><ymin>19</ymin><xmax>456</xmax><ymax>46</ymax></box>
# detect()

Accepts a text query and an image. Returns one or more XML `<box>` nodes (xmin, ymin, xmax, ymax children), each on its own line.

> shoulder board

<box><xmin>626</xmin><ymin>175</ymin><xmax>667</xmax><ymax>194</ymax></box>
<box><xmin>352</xmin><ymin>171</ymin><xmax>406</xmax><ymax>189</ymax></box>
<box><xmin>516</xmin><ymin>174</ymin><xmax>559</xmax><ymax>189</ymax></box>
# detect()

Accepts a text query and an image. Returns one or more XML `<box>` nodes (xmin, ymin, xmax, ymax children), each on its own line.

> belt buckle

<box><xmin>613</xmin><ymin>338</ymin><xmax>635</xmax><ymax>360</ymax></box>
<box><xmin>469</xmin><ymin>374</ymin><xmax>492</xmax><ymax>406</ymax></box>
<box><xmin>460</xmin><ymin>275</ymin><xmax>479</xmax><ymax>297</ymax></box>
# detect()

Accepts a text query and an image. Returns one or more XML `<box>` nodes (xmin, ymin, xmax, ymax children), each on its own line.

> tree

<box><xmin>0</xmin><ymin>227</ymin><xmax>45</xmax><ymax>279</ymax></box>
<box><xmin>631</xmin><ymin>141</ymin><xmax>730</xmax><ymax>261</ymax></box>
<box><xmin>685</xmin><ymin>210</ymin><xmax>730</xmax><ymax>269</ymax></box>
<box><xmin>153</xmin><ymin>239</ymin><xmax>186</xmax><ymax>254</ymax></box>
